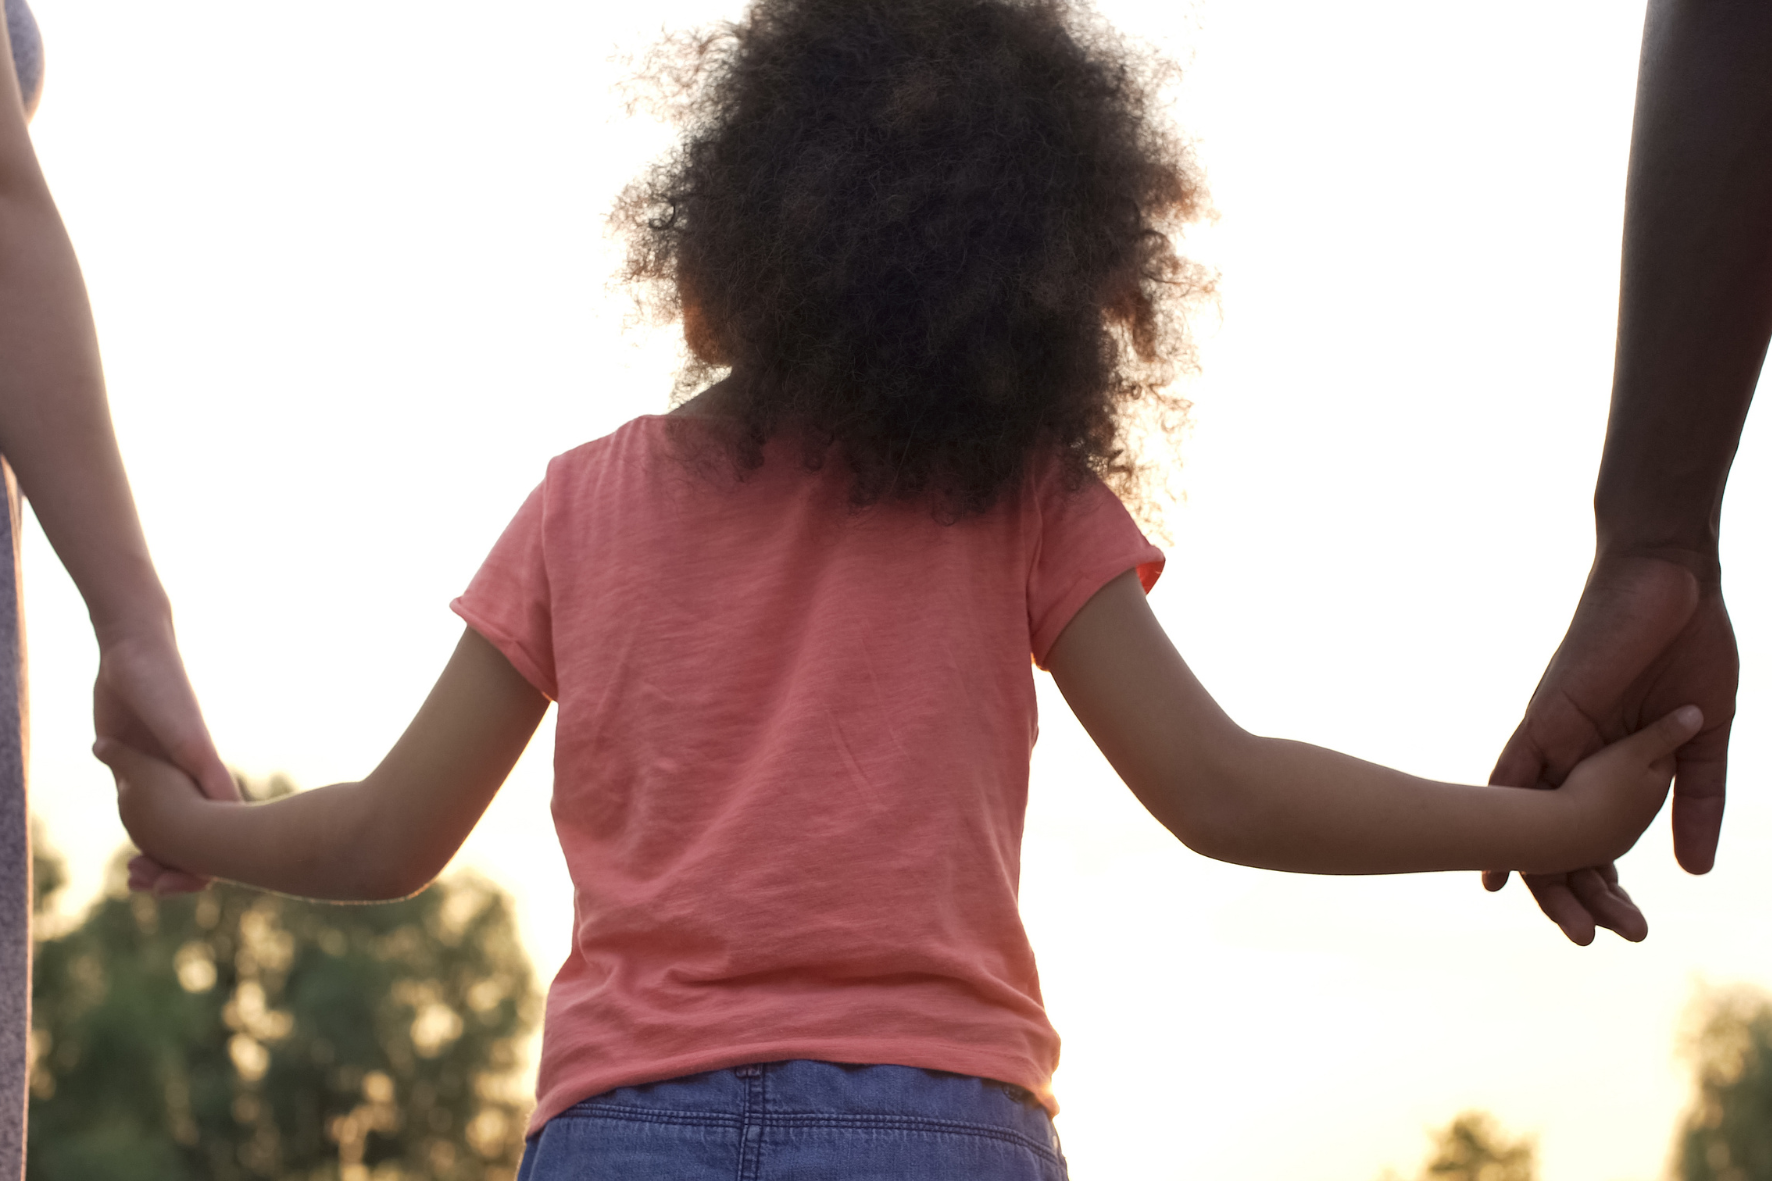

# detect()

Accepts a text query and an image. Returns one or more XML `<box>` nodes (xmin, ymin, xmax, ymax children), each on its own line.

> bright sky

<box><xmin>18</xmin><ymin>1</ymin><xmax>1772</xmax><ymax>1178</ymax></box>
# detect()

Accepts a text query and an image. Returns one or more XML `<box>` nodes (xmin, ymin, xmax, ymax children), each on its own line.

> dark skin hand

<box><xmin>1487</xmin><ymin>0</ymin><xmax>1771</xmax><ymax>943</ymax></box>
<box><xmin>1486</xmin><ymin>555</ymin><xmax>1736</xmax><ymax>944</ymax></box>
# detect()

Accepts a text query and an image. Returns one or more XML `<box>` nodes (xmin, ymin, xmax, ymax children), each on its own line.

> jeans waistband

<box><xmin>559</xmin><ymin>1060</ymin><xmax>1059</xmax><ymax>1158</ymax></box>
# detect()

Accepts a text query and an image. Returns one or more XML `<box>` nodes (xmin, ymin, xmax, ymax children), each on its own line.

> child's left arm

<box><xmin>1047</xmin><ymin>571</ymin><xmax>1697</xmax><ymax>882</ymax></box>
<box><xmin>96</xmin><ymin>627</ymin><xmax>550</xmax><ymax>901</ymax></box>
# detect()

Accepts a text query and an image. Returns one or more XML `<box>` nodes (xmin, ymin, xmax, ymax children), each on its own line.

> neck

<box><xmin>670</xmin><ymin>373</ymin><xmax>742</xmax><ymax>418</ymax></box>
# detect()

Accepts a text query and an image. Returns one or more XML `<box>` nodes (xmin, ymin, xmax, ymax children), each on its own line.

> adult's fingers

<box><xmin>1521</xmin><ymin>875</ymin><xmax>1598</xmax><ymax>946</ymax></box>
<box><xmin>1567</xmin><ymin>866</ymin><xmax>1646</xmax><ymax>942</ymax></box>
<box><xmin>94</xmin><ymin>733</ymin><xmax>216</xmax><ymax>815</ymax></box>
<box><xmin>94</xmin><ymin>642</ymin><xmax>242</xmax><ymax>805</ymax></box>
<box><xmin>122</xmin><ymin>677</ymin><xmax>238</xmax><ymax>804</ymax></box>
<box><xmin>1671</xmin><ymin>719</ymin><xmax>1731</xmax><ymax>874</ymax></box>
<box><xmin>178</xmin><ymin>742</ymin><xmax>238</xmax><ymax>805</ymax></box>
<box><xmin>93</xmin><ymin>734</ymin><xmax>161</xmax><ymax>781</ymax></box>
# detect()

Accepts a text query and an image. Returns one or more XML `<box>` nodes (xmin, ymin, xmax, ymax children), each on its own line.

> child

<box><xmin>97</xmin><ymin>0</ymin><xmax>1699</xmax><ymax>1178</ymax></box>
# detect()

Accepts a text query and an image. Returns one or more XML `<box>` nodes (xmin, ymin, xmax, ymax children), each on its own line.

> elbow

<box><xmin>1134</xmin><ymin>776</ymin><xmax>1261</xmax><ymax>861</ymax></box>
<box><xmin>353</xmin><ymin>852</ymin><xmax>441</xmax><ymax>903</ymax></box>
<box><xmin>1131</xmin><ymin>732</ymin><xmax>1265</xmax><ymax>865</ymax></box>
<box><xmin>335</xmin><ymin>866</ymin><xmax>432</xmax><ymax>904</ymax></box>
<box><xmin>1155</xmin><ymin>789</ymin><xmax>1253</xmax><ymax>865</ymax></box>
<box><xmin>326</xmin><ymin>805</ymin><xmax>441</xmax><ymax>902</ymax></box>
<box><xmin>327</xmin><ymin>778</ymin><xmax>446</xmax><ymax>902</ymax></box>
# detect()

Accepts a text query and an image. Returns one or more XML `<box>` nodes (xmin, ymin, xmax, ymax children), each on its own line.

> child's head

<box><xmin>619</xmin><ymin>0</ymin><xmax>1207</xmax><ymax>517</ymax></box>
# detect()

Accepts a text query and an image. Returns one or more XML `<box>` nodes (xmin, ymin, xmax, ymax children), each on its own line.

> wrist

<box><xmin>89</xmin><ymin>588</ymin><xmax>176</xmax><ymax>654</ymax></box>
<box><xmin>1515</xmin><ymin>785</ymin><xmax>1615</xmax><ymax>876</ymax></box>
<box><xmin>145</xmin><ymin>796</ymin><xmax>225</xmax><ymax>882</ymax></box>
<box><xmin>113</xmin><ymin>754</ymin><xmax>214</xmax><ymax>871</ymax></box>
<box><xmin>1590</xmin><ymin>535</ymin><xmax>1721</xmax><ymax>587</ymax></box>
<box><xmin>1593</xmin><ymin>476</ymin><xmax>1723</xmax><ymax>574</ymax></box>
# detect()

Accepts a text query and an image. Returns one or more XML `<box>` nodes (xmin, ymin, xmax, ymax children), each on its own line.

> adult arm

<box><xmin>0</xmin><ymin>7</ymin><xmax>237</xmax><ymax>867</ymax></box>
<box><xmin>1486</xmin><ymin>0</ymin><xmax>1772</xmax><ymax>944</ymax></box>
<box><xmin>1047</xmin><ymin>573</ymin><xmax>1697</xmax><ymax>877</ymax></box>
<box><xmin>99</xmin><ymin>628</ymin><xmax>550</xmax><ymax>900</ymax></box>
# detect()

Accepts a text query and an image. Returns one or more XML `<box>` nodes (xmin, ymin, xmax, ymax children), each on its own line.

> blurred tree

<box><xmin>1381</xmin><ymin>1111</ymin><xmax>1538</xmax><ymax>1181</ymax></box>
<box><xmin>30</xmin><ymin>815</ymin><xmax>64</xmax><ymax>921</ymax></box>
<box><xmin>27</xmin><ymin>779</ymin><xmax>541</xmax><ymax>1181</ymax></box>
<box><xmin>1676</xmin><ymin>984</ymin><xmax>1772</xmax><ymax>1181</ymax></box>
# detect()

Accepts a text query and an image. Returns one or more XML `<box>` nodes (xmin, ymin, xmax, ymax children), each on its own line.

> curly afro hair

<box><xmin>617</xmin><ymin>0</ymin><xmax>1209</xmax><ymax>519</ymax></box>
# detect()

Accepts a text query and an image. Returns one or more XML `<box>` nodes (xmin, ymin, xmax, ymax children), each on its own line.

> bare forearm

<box><xmin>1054</xmin><ymin>575</ymin><xmax>1636</xmax><ymax>876</ymax></box>
<box><xmin>146</xmin><ymin>784</ymin><xmax>422</xmax><ymax>902</ymax></box>
<box><xmin>0</xmin><ymin>195</ymin><xmax>167</xmax><ymax>636</ymax></box>
<box><xmin>1168</xmin><ymin>736</ymin><xmax>1592</xmax><ymax>876</ymax></box>
<box><xmin>105</xmin><ymin>630</ymin><xmax>548</xmax><ymax>901</ymax></box>
<box><xmin>0</xmin><ymin>17</ymin><xmax>169</xmax><ymax>638</ymax></box>
<box><xmin>1053</xmin><ymin>575</ymin><xmax>1688</xmax><ymax>895</ymax></box>
<box><xmin>1595</xmin><ymin>0</ymin><xmax>1772</xmax><ymax>563</ymax></box>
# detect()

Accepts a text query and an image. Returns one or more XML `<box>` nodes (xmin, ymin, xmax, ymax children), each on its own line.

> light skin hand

<box><xmin>96</xmin><ymin>627</ymin><xmax>549</xmax><ymax>900</ymax></box>
<box><xmin>99</xmin><ymin>621</ymin><xmax>241</xmax><ymax>895</ymax></box>
<box><xmin>1484</xmin><ymin>551</ymin><xmax>1736</xmax><ymax>945</ymax></box>
<box><xmin>1046</xmin><ymin>571</ymin><xmax>1699</xmax><ymax>880</ymax></box>
<box><xmin>0</xmin><ymin>5</ymin><xmax>238</xmax><ymax>893</ymax></box>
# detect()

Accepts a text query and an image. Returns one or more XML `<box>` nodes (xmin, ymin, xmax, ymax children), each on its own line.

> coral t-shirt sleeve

<box><xmin>451</xmin><ymin>482</ymin><xmax>559</xmax><ymax>700</ymax></box>
<box><xmin>1026</xmin><ymin>474</ymin><xmax>1165</xmax><ymax>669</ymax></box>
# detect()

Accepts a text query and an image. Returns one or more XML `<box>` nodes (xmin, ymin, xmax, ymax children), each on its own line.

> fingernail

<box><xmin>1676</xmin><ymin>705</ymin><xmax>1703</xmax><ymax>729</ymax></box>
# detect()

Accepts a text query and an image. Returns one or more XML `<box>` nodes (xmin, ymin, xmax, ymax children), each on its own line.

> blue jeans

<box><xmin>516</xmin><ymin>1060</ymin><xmax>1069</xmax><ymax>1180</ymax></box>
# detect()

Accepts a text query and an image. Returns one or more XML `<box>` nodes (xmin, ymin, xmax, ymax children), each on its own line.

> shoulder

<box><xmin>1018</xmin><ymin>448</ymin><xmax>1137</xmax><ymax>528</ymax></box>
<box><xmin>535</xmin><ymin>417</ymin><xmax>681</xmax><ymax>498</ymax></box>
<box><xmin>544</xmin><ymin>417</ymin><xmax>666</xmax><ymax>476</ymax></box>
<box><xmin>1019</xmin><ymin>450</ymin><xmax>1164</xmax><ymax>584</ymax></box>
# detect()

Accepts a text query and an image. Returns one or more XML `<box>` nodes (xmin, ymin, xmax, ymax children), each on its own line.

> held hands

<box><xmin>93</xmin><ymin>735</ymin><xmax>212</xmax><ymax>884</ymax></box>
<box><xmin>92</xmin><ymin>623</ymin><xmax>240</xmax><ymax>894</ymax></box>
<box><xmin>1487</xmin><ymin>553</ymin><xmax>1737</xmax><ymax>944</ymax></box>
<box><xmin>1552</xmin><ymin>704</ymin><xmax>1703</xmax><ymax>869</ymax></box>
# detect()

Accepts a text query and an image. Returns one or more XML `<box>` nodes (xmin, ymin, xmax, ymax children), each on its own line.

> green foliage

<box><xmin>30</xmin><ymin>815</ymin><xmax>65</xmax><ymax>920</ymax></box>
<box><xmin>1383</xmin><ymin>1111</ymin><xmax>1538</xmax><ymax>1181</ymax></box>
<box><xmin>27</xmin><ymin>790</ymin><xmax>541</xmax><ymax>1181</ymax></box>
<box><xmin>1676</xmin><ymin>985</ymin><xmax>1772</xmax><ymax>1181</ymax></box>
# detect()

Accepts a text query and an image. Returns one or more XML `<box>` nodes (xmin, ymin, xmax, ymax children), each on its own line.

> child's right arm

<box><xmin>1046</xmin><ymin>572</ymin><xmax>1701</xmax><ymax>878</ymax></box>
<box><xmin>97</xmin><ymin>627</ymin><xmax>551</xmax><ymax>901</ymax></box>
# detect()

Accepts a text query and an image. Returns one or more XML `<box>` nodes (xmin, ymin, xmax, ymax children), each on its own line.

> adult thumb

<box><xmin>92</xmin><ymin>736</ymin><xmax>160</xmax><ymax>783</ymax></box>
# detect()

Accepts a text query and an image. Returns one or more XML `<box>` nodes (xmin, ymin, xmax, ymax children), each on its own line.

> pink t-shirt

<box><xmin>452</xmin><ymin>416</ymin><xmax>1162</xmax><ymax>1133</ymax></box>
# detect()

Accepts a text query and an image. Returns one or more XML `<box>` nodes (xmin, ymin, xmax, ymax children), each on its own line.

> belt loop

<box><xmin>736</xmin><ymin>1064</ymin><xmax>765</xmax><ymax>1181</ymax></box>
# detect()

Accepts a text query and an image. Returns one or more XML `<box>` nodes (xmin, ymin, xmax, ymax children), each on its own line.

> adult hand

<box><xmin>92</xmin><ymin>618</ymin><xmax>239</xmax><ymax>894</ymax></box>
<box><xmin>1485</xmin><ymin>551</ymin><xmax>1737</xmax><ymax>944</ymax></box>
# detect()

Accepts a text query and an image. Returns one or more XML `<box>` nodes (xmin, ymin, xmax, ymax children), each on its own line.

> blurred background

<box><xmin>17</xmin><ymin>0</ymin><xmax>1772</xmax><ymax>1177</ymax></box>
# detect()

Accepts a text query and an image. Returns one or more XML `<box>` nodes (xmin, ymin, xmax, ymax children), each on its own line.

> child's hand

<box><xmin>93</xmin><ymin>737</ymin><xmax>217</xmax><ymax>893</ymax></box>
<box><xmin>94</xmin><ymin>630</ymin><xmax>241</xmax><ymax>894</ymax></box>
<box><xmin>1555</xmin><ymin>705</ymin><xmax>1704</xmax><ymax>865</ymax></box>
